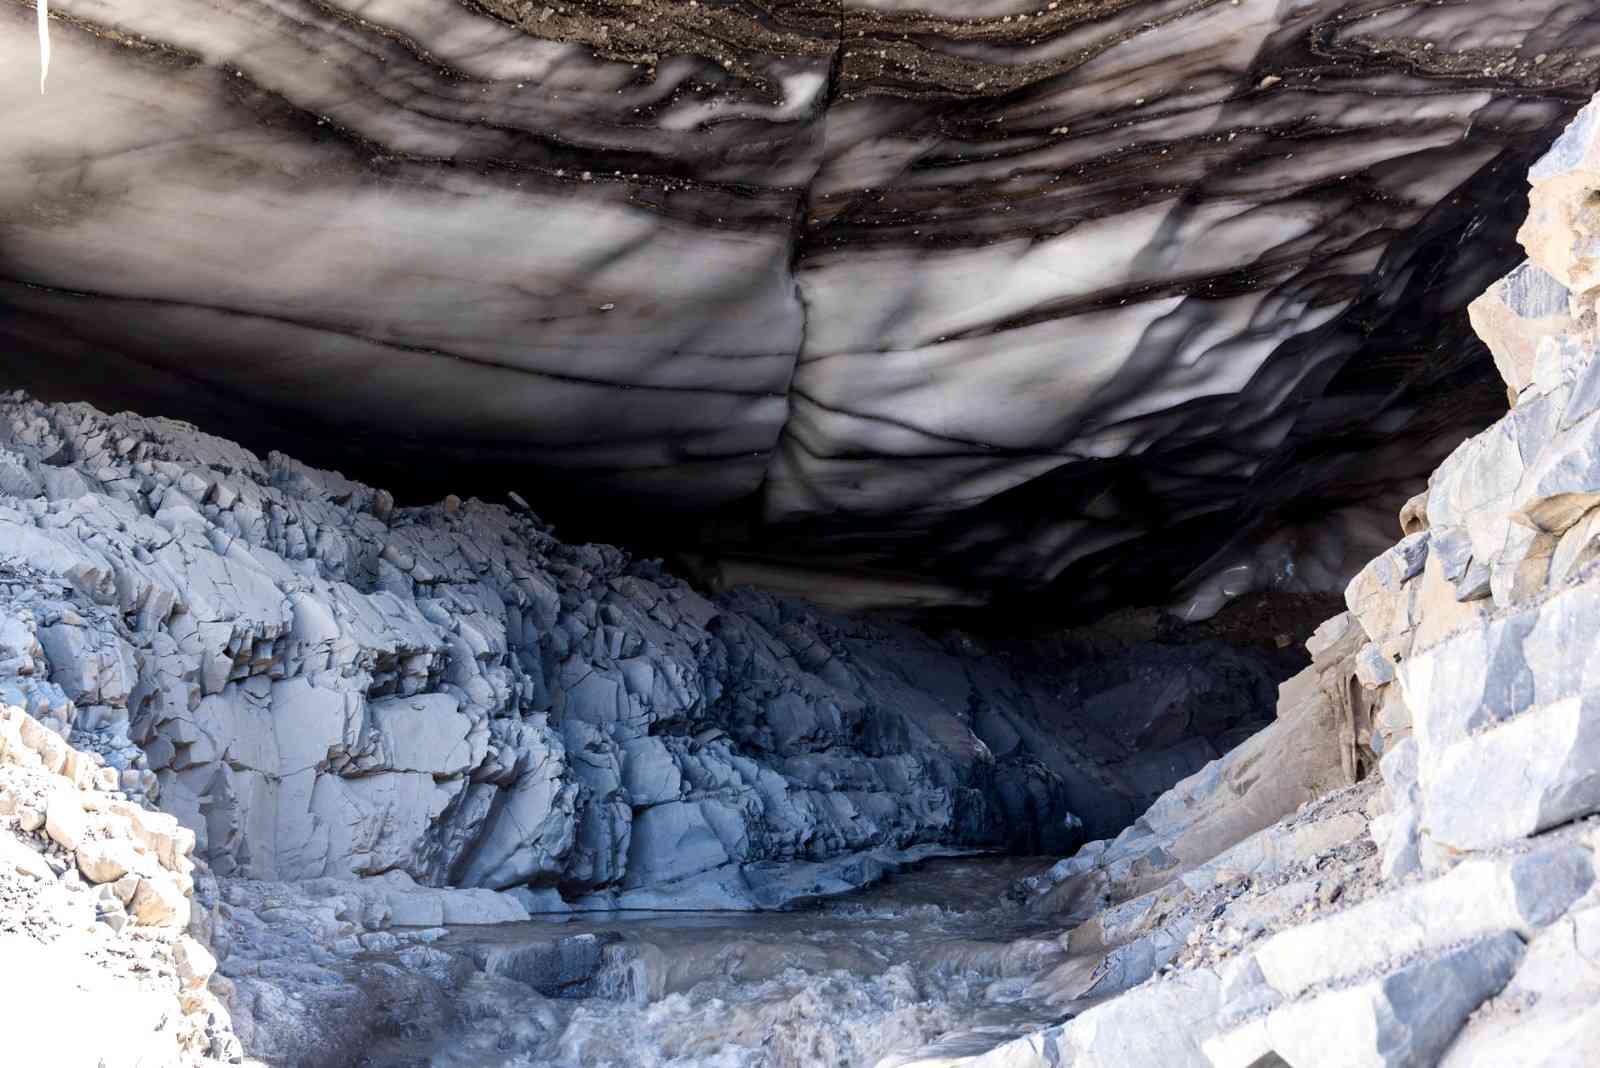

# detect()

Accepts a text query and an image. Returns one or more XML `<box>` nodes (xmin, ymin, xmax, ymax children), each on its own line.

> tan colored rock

<box><xmin>76</xmin><ymin>839</ymin><xmax>137</xmax><ymax>885</ymax></box>
<box><xmin>1409</xmin><ymin>550</ymin><xmax>1494</xmax><ymax>655</ymax></box>
<box><xmin>1372</xmin><ymin>685</ymin><xmax>1412</xmax><ymax>752</ymax></box>
<box><xmin>1553</xmin><ymin>506</ymin><xmax>1600</xmax><ymax>585</ymax></box>
<box><xmin>61</xmin><ymin>748</ymin><xmax>98</xmax><ymax>791</ymax></box>
<box><xmin>1080</xmin><ymin>667</ymin><xmax>1351</xmax><ymax>909</ymax></box>
<box><xmin>20</xmin><ymin>716</ymin><xmax>69</xmax><ymax>777</ymax></box>
<box><xmin>1304</xmin><ymin>612</ymin><xmax>1352</xmax><ymax>662</ymax></box>
<box><xmin>0</xmin><ymin>707</ymin><xmax>235</xmax><ymax>1057</ymax></box>
<box><xmin>1489</xmin><ymin>525</ymin><xmax>1557</xmax><ymax>607</ymax></box>
<box><xmin>0</xmin><ymin>730</ymin><xmax>26</xmax><ymax>771</ymax></box>
<box><xmin>1468</xmin><ymin>261</ymin><xmax>1576</xmax><ymax>395</ymax></box>
<box><xmin>111</xmin><ymin>873</ymin><xmax>140</xmax><ymax>905</ymax></box>
<box><xmin>101</xmin><ymin>798</ymin><xmax>191</xmax><ymax>872</ymax></box>
<box><xmin>1344</xmin><ymin>534</ymin><xmax>1429</xmax><ymax>646</ymax></box>
<box><xmin>129</xmin><ymin>875</ymin><xmax>189</xmax><ymax>928</ymax></box>
<box><xmin>1520</xmin><ymin>97</ymin><xmax>1600</xmax><ymax>297</ymax></box>
<box><xmin>1399</xmin><ymin>491</ymin><xmax>1430</xmax><ymax>536</ymax></box>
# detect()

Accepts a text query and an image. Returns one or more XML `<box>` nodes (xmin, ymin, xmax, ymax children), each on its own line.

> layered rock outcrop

<box><xmin>0</xmin><ymin>390</ymin><xmax>1295</xmax><ymax>907</ymax></box>
<box><xmin>4</xmin><ymin>1</ymin><xmax>1599</xmax><ymax>614</ymax></box>
<box><xmin>930</xmin><ymin>87</ymin><xmax>1600</xmax><ymax>1068</ymax></box>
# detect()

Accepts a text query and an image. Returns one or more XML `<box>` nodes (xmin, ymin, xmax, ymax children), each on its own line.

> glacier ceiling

<box><xmin>2</xmin><ymin>0</ymin><xmax>1599</xmax><ymax>614</ymax></box>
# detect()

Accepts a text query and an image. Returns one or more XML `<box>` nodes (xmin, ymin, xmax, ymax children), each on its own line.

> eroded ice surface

<box><xmin>6</xmin><ymin>0</ymin><xmax>1600</xmax><ymax>614</ymax></box>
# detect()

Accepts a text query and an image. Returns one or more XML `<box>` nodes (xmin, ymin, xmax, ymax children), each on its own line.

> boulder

<box><xmin>1211</xmin><ymin>933</ymin><xmax>1523</xmax><ymax>1068</ymax></box>
<box><xmin>44</xmin><ymin>793</ymin><xmax>86</xmax><ymax>852</ymax></box>
<box><xmin>1469</xmin><ymin>261</ymin><xmax>1577</xmax><ymax>395</ymax></box>
<box><xmin>75</xmin><ymin>839</ymin><xmax>137</xmax><ymax>885</ymax></box>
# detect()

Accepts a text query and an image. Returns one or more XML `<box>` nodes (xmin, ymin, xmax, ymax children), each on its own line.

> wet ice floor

<box><xmin>367</xmin><ymin>856</ymin><xmax>1073</xmax><ymax>1068</ymax></box>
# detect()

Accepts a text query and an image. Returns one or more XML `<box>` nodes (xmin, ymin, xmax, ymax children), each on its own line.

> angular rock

<box><xmin>44</xmin><ymin>794</ymin><xmax>86</xmax><ymax>852</ymax></box>
<box><xmin>968</xmin><ymin>969</ymin><xmax>1221</xmax><ymax>1068</ymax></box>
<box><xmin>0</xmin><ymin>389</ymin><xmax>1230</xmax><ymax>899</ymax></box>
<box><xmin>75</xmin><ymin>839</ymin><xmax>137</xmax><ymax>885</ymax></box>
<box><xmin>1353</xmin><ymin>643</ymin><xmax>1395</xmax><ymax>689</ymax></box>
<box><xmin>1249</xmin><ymin>846</ymin><xmax>1590</xmax><ymax>1001</ymax></box>
<box><xmin>173</xmin><ymin>937</ymin><xmax>218</xmax><ymax>992</ymax></box>
<box><xmin>1441</xmin><ymin>903</ymin><xmax>1600</xmax><ymax>1067</ymax></box>
<box><xmin>1422</xmin><ymin>696</ymin><xmax>1600</xmax><ymax>852</ymax></box>
<box><xmin>1522</xmin><ymin>94</ymin><xmax>1600</xmax><ymax>293</ymax></box>
<box><xmin>1213</xmin><ymin>933</ymin><xmax>1523</xmax><ymax>1068</ymax></box>
<box><xmin>1468</xmin><ymin>261</ymin><xmax>1576</xmax><ymax>395</ymax></box>
<box><xmin>1552</xmin><ymin>506</ymin><xmax>1600</xmax><ymax>585</ymax></box>
<box><xmin>129</xmin><ymin>876</ymin><xmax>189</xmax><ymax>928</ymax></box>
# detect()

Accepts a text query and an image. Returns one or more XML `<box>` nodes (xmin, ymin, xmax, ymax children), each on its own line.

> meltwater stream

<box><xmin>362</xmin><ymin>857</ymin><xmax>1074</xmax><ymax>1068</ymax></box>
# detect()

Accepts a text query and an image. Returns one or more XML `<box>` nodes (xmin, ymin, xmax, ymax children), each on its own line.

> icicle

<box><xmin>37</xmin><ymin>0</ymin><xmax>50</xmax><ymax>94</ymax></box>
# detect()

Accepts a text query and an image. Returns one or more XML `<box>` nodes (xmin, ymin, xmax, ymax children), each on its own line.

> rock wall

<box><xmin>0</xmin><ymin>392</ymin><xmax>1289</xmax><ymax>905</ymax></box>
<box><xmin>3</xmin><ymin>0</ymin><xmax>1598</xmax><ymax>615</ymax></box>
<box><xmin>944</xmin><ymin>87</ymin><xmax>1600</xmax><ymax>1068</ymax></box>
<box><xmin>1363</xmin><ymin>88</ymin><xmax>1600</xmax><ymax>876</ymax></box>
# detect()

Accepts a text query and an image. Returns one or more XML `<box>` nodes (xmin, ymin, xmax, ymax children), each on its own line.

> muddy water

<box><xmin>374</xmin><ymin>857</ymin><xmax>1072</xmax><ymax>1068</ymax></box>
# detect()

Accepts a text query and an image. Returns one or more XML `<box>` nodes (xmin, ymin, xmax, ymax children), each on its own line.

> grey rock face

<box><xmin>1470</xmin><ymin>261</ymin><xmax>1577</xmax><ymax>395</ymax></box>
<box><xmin>1247</xmin><ymin>847</ymin><xmax>1590</xmax><ymax>1002</ymax></box>
<box><xmin>0</xmin><ymin>391</ymin><xmax>1257</xmax><ymax>904</ymax></box>
<box><xmin>1316</xmin><ymin>95</ymin><xmax>1600</xmax><ymax>867</ymax></box>
<box><xmin>959</xmin><ymin>968</ymin><xmax>1223</xmax><ymax>1068</ymax></box>
<box><xmin>1216</xmin><ymin>933</ymin><xmax>1524</xmax><ymax>1068</ymax></box>
<box><xmin>3</xmin><ymin>1</ymin><xmax>1597</xmax><ymax>619</ymax></box>
<box><xmin>1442</xmin><ymin>903</ymin><xmax>1600</xmax><ymax>1067</ymax></box>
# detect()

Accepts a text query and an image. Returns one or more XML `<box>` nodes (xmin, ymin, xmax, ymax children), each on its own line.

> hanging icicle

<box><xmin>37</xmin><ymin>0</ymin><xmax>50</xmax><ymax>94</ymax></box>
